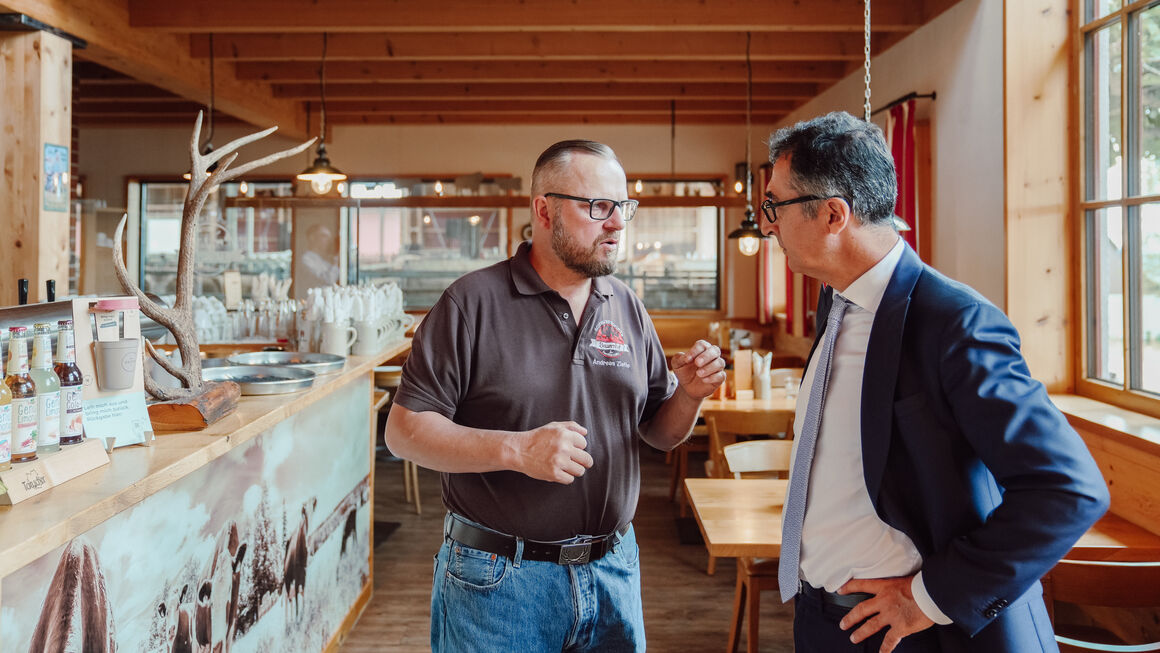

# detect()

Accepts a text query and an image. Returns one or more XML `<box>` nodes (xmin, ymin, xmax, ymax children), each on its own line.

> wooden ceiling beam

<box><xmin>238</xmin><ymin>60</ymin><xmax>849</xmax><ymax>83</ymax></box>
<box><xmin>127</xmin><ymin>0</ymin><xmax>931</xmax><ymax>32</ymax></box>
<box><xmin>74</xmin><ymin>84</ymin><xmax>187</xmax><ymax>101</ymax></box>
<box><xmin>324</xmin><ymin>113</ymin><xmax>790</xmax><ymax>125</ymax></box>
<box><xmin>272</xmin><ymin>81</ymin><xmax>823</xmax><ymax>100</ymax></box>
<box><xmin>317</xmin><ymin>99</ymin><xmax>799</xmax><ymax>114</ymax></box>
<box><xmin>4</xmin><ymin>0</ymin><xmax>308</xmax><ymax>138</ymax></box>
<box><xmin>190</xmin><ymin>31</ymin><xmax>885</xmax><ymax>62</ymax></box>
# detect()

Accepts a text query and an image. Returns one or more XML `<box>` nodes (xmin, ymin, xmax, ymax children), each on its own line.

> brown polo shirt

<box><xmin>393</xmin><ymin>241</ymin><xmax>675</xmax><ymax>541</ymax></box>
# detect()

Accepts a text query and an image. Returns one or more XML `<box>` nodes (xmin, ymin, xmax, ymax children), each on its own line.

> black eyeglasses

<box><xmin>760</xmin><ymin>195</ymin><xmax>846</xmax><ymax>224</ymax></box>
<box><xmin>545</xmin><ymin>192</ymin><xmax>639</xmax><ymax>222</ymax></box>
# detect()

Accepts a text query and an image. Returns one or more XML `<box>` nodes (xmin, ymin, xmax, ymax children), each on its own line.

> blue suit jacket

<box><xmin>808</xmin><ymin>245</ymin><xmax>1109</xmax><ymax>652</ymax></box>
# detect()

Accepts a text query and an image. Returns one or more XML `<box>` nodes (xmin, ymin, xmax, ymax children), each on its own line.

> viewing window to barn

<box><xmin>1079</xmin><ymin>0</ymin><xmax>1160</xmax><ymax>414</ymax></box>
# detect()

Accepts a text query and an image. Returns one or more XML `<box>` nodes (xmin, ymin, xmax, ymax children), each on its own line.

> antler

<box><xmin>113</xmin><ymin>112</ymin><xmax>316</xmax><ymax>400</ymax></box>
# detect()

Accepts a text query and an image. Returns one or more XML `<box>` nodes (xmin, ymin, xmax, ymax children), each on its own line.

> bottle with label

<box><xmin>0</xmin><ymin>345</ymin><xmax>12</xmax><ymax>471</ymax></box>
<box><xmin>54</xmin><ymin>320</ymin><xmax>85</xmax><ymax>445</ymax></box>
<box><xmin>6</xmin><ymin>327</ymin><xmax>38</xmax><ymax>463</ymax></box>
<box><xmin>31</xmin><ymin>323</ymin><xmax>62</xmax><ymax>454</ymax></box>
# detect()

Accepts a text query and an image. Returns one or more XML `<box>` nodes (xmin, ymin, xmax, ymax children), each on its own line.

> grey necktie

<box><xmin>779</xmin><ymin>293</ymin><xmax>850</xmax><ymax>602</ymax></box>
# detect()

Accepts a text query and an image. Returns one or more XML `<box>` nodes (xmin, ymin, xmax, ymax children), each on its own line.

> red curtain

<box><xmin>757</xmin><ymin>162</ymin><xmax>776</xmax><ymax>325</ymax></box>
<box><xmin>887</xmin><ymin>99</ymin><xmax>918</xmax><ymax>251</ymax></box>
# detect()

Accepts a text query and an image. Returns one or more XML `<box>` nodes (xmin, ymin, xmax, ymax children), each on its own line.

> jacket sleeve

<box><xmin>919</xmin><ymin>301</ymin><xmax>1109</xmax><ymax>635</ymax></box>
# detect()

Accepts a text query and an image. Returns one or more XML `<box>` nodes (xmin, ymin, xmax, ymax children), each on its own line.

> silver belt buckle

<box><xmin>558</xmin><ymin>542</ymin><xmax>592</xmax><ymax>565</ymax></box>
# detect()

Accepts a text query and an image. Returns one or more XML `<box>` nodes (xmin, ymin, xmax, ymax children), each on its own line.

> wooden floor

<box><xmin>338</xmin><ymin>446</ymin><xmax>794</xmax><ymax>652</ymax></box>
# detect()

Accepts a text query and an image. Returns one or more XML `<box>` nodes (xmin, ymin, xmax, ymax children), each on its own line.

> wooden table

<box><xmin>683</xmin><ymin>478</ymin><xmax>1160</xmax><ymax>562</ymax></box>
<box><xmin>683</xmin><ymin>478</ymin><xmax>787</xmax><ymax>558</ymax></box>
<box><xmin>701</xmin><ymin>391</ymin><xmax>797</xmax><ymax>416</ymax></box>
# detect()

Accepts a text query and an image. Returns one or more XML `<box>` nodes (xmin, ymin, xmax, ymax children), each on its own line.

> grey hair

<box><xmin>766</xmin><ymin>111</ymin><xmax>897</xmax><ymax>227</ymax></box>
<box><xmin>530</xmin><ymin>139</ymin><xmax>622</xmax><ymax>197</ymax></box>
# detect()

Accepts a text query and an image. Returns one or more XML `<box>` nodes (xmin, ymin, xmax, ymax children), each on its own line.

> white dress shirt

<box><xmin>789</xmin><ymin>238</ymin><xmax>951</xmax><ymax>624</ymax></box>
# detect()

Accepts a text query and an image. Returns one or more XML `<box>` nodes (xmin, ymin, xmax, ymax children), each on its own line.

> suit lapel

<box><xmin>861</xmin><ymin>246</ymin><xmax>923</xmax><ymax>502</ymax></box>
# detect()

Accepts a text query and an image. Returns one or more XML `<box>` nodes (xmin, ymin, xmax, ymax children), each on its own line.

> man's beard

<box><xmin>551</xmin><ymin>215</ymin><xmax>618</xmax><ymax>277</ymax></box>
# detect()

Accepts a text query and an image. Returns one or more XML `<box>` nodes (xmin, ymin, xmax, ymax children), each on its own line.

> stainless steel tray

<box><xmin>202</xmin><ymin>365</ymin><xmax>316</xmax><ymax>395</ymax></box>
<box><xmin>226</xmin><ymin>351</ymin><xmax>346</xmax><ymax>375</ymax></box>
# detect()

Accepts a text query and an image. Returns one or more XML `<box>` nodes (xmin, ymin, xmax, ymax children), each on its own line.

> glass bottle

<box><xmin>55</xmin><ymin>320</ymin><xmax>85</xmax><ymax>445</ymax></box>
<box><xmin>6</xmin><ymin>327</ymin><xmax>38</xmax><ymax>463</ymax></box>
<box><xmin>31</xmin><ymin>323</ymin><xmax>62</xmax><ymax>454</ymax></box>
<box><xmin>0</xmin><ymin>342</ymin><xmax>12</xmax><ymax>471</ymax></box>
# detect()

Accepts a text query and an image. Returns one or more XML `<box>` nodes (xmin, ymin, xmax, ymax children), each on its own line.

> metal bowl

<box><xmin>202</xmin><ymin>365</ymin><xmax>316</xmax><ymax>395</ymax></box>
<box><xmin>226</xmin><ymin>351</ymin><xmax>346</xmax><ymax>375</ymax></box>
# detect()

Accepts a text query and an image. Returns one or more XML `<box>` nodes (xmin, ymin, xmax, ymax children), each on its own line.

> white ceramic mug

<box><xmin>381</xmin><ymin>313</ymin><xmax>416</xmax><ymax>343</ymax></box>
<box><xmin>352</xmin><ymin>320</ymin><xmax>386</xmax><ymax>356</ymax></box>
<box><xmin>319</xmin><ymin>321</ymin><xmax>358</xmax><ymax>357</ymax></box>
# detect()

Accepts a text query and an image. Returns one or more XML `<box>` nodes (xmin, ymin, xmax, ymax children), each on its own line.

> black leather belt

<box><xmin>447</xmin><ymin>515</ymin><xmax>628</xmax><ymax>565</ymax></box>
<box><xmin>798</xmin><ymin>582</ymin><xmax>873</xmax><ymax>610</ymax></box>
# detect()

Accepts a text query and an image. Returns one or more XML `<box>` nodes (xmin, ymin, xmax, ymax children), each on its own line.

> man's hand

<box><xmin>669</xmin><ymin>339</ymin><xmax>726</xmax><ymax>399</ymax></box>
<box><xmin>513</xmin><ymin>421</ymin><xmax>593</xmax><ymax>484</ymax></box>
<box><xmin>837</xmin><ymin>575</ymin><xmax>934</xmax><ymax>653</ymax></box>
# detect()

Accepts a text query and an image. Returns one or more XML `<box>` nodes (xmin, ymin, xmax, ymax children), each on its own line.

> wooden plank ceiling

<box><xmin>45</xmin><ymin>0</ymin><xmax>965</xmax><ymax>130</ymax></box>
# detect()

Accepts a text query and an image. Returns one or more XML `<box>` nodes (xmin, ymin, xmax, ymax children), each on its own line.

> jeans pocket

<box><xmin>614</xmin><ymin>531</ymin><xmax>640</xmax><ymax>569</ymax></box>
<box><xmin>445</xmin><ymin>543</ymin><xmax>508</xmax><ymax>590</ymax></box>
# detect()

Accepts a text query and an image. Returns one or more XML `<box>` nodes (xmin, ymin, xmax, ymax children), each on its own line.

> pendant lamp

<box><xmin>726</xmin><ymin>32</ymin><xmax>767</xmax><ymax>256</ymax></box>
<box><xmin>298</xmin><ymin>33</ymin><xmax>346</xmax><ymax>195</ymax></box>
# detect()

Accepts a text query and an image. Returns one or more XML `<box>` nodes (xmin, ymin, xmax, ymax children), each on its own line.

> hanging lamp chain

<box><xmin>319</xmin><ymin>32</ymin><xmax>329</xmax><ymax>143</ymax></box>
<box><xmin>204</xmin><ymin>33</ymin><xmax>215</xmax><ymax>149</ymax></box>
<box><xmin>863</xmin><ymin>0</ymin><xmax>872</xmax><ymax>121</ymax></box>
<box><xmin>745</xmin><ymin>31</ymin><xmax>753</xmax><ymax>209</ymax></box>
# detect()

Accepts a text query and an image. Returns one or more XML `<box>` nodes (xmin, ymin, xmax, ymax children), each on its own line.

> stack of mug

<box><xmin>299</xmin><ymin>283</ymin><xmax>414</xmax><ymax>357</ymax></box>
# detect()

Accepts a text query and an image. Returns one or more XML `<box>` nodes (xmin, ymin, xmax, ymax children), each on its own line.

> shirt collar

<box><xmin>509</xmin><ymin>241</ymin><xmax>615</xmax><ymax>298</ymax></box>
<box><xmin>838</xmin><ymin>237</ymin><xmax>905</xmax><ymax>313</ymax></box>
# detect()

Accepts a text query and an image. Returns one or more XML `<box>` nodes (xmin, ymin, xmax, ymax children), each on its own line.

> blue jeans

<box><xmin>431</xmin><ymin>514</ymin><xmax>645</xmax><ymax>652</ymax></box>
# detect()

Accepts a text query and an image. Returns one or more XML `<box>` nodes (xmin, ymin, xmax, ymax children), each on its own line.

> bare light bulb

<box><xmin>634</xmin><ymin>179</ymin><xmax>643</xmax><ymax>193</ymax></box>
<box><xmin>239</xmin><ymin>180</ymin><xmax>249</xmax><ymax>194</ymax></box>
<box><xmin>738</xmin><ymin>235</ymin><xmax>761</xmax><ymax>256</ymax></box>
<box><xmin>734</xmin><ymin>180</ymin><xmax>744</xmax><ymax>194</ymax></box>
<box><xmin>434</xmin><ymin>180</ymin><xmax>444</xmax><ymax>195</ymax></box>
<box><xmin>310</xmin><ymin>177</ymin><xmax>333</xmax><ymax>195</ymax></box>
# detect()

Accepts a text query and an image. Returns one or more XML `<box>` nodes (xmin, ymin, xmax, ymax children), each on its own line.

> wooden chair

<box><xmin>1042</xmin><ymin>559</ymin><xmax>1160</xmax><ymax>652</ymax></box>
<box><xmin>669</xmin><ymin>421</ymin><xmax>709</xmax><ymax>517</ymax></box>
<box><xmin>718</xmin><ymin>440</ymin><xmax>793</xmax><ymax>653</ymax></box>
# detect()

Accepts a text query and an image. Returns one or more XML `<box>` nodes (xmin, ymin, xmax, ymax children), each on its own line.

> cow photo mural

<box><xmin>0</xmin><ymin>380</ymin><xmax>372</xmax><ymax>653</ymax></box>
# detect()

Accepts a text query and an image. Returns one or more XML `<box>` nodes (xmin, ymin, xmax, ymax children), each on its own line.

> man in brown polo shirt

<box><xmin>386</xmin><ymin>139</ymin><xmax>725</xmax><ymax>652</ymax></box>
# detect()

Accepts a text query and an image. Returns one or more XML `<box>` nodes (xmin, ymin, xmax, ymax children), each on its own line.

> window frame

<box><xmin>1076</xmin><ymin>0</ymin><xmax>1160</xmax><ymax>418</ymax></box>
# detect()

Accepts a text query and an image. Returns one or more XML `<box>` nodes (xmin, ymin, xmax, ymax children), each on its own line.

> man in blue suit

<box><xmin>764</xmin><ymin>111</ymin><xmax>1109</xmax><ymax>652</ymax></box>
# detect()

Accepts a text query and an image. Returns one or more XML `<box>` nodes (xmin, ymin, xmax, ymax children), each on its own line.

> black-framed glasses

<box><xmin>760</xmin><ymin>195</ymin><xmax>846</xmax><ymax>224</ymax></box>
<box><xmin>545</xmin><ymin>192</ymin><xmax>639</xmax><ymax>222</ymax></box>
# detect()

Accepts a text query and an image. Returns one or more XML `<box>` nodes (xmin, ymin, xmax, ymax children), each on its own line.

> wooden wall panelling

<box><xmin>1003</xmin><ymin>0</ymin><xmax>1073</xmax><ymax>391</ymax></box>
<box><xmin>0</xmin><ymin>30</ymin><xmax>71</xmax><ymax>306</ymax></box>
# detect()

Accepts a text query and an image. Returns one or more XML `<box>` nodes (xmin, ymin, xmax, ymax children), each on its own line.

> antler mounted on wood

<box><xmin>113</xmin><ymin>112</ymin><xmax>316</xmax><ymax>401</ymax></box>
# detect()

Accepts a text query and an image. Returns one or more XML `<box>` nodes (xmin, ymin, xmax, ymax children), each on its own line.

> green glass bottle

<box><xmin>31</xmin><ymin>323</ymin><xmax>61</xmax><ymax>454</ymax></box>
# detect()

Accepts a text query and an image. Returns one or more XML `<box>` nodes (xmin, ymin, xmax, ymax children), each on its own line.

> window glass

<box><xmin>1088</xmin><ymin>21</ymin><xmax>1122</xmax><ymax>201</ymax></box>
<box><xmin>140</xmin><ymin>181</ymin><xmax>294</xmax><ymax>299</ymax></box>
<box><xmin>1091</xmin><ymin>0</ymin><xmax>1122</xmax><ymax>21</ymax></box>
<box><xmin>1138</xmin><ymin>5</ymin><xmax>1160</xmax><ymax>195</ymax></box>
<box><xmin>1088</xmin><ymin>207</ymin><xmax>1125</xmax><ymax>384</ymax></box>
<box><xmin>1138</xmin><ymin>205</ymin><xmax>1160</xmax><ymax>394</ymax></box>
<box><xmin>618</xmin><ymin>206</ymin><xmax>720</xmax><ymax>310</ymax></box>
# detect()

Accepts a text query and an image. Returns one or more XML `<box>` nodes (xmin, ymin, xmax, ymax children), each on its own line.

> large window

<box><xmin>137</xmin><ymin>180</ymin><xmax>294</xmax><ymax>298</ymax></box>
<box><xmin>1081</xmin><ymin>0</ymin><xmax>1160</xmax><ymax>405</ymax></box>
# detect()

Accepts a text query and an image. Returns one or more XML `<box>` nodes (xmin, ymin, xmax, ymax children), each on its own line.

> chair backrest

<box><xmin>722</xmin><ymin>440</ymin><xmax>794</xmax><ymax>479</ymax></box>
<box><xmin>1043</xmin><ymin>558</ymin><xmax>1160</xmax><ymax>652</ymax></box>
<box><xmin>703</xmin><ymin>409</ymin><xmax>795</xmax><ymax>479</ymax></box>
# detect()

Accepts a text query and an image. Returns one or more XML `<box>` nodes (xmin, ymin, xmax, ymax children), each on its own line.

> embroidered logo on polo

<box><xmin>589</xmin><ymin>320</ymin><xmax>629</xmax><ymax>359</ymax></box>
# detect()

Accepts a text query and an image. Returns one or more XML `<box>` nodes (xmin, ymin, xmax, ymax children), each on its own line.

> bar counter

<box><xmin>0</xmin><ymin>338</ymin><xmax>411</xmax><ymax>652</ymax></box>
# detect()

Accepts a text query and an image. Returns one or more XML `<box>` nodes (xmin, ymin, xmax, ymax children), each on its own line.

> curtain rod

<box><xmin>870</xmin><ymin>91</ymin><xmax>937</xmax><ymax>117</ymax></box>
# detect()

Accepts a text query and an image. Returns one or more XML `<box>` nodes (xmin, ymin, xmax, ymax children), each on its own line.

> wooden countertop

<box><xmin>0</xmin><ymin>339</ymin><xmax>411</xmax><ymax>578</ymax></box>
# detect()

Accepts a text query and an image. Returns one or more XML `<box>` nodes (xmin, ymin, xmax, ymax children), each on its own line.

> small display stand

<box><xmin>0</xmin><ymin>439</ymin><xmax>108</xmax><ymax>505</ymax></box>
<box><xmin>72</xmin><ymin>296</ymin><xmax>153</xmax><ymax>450</ymax></box>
